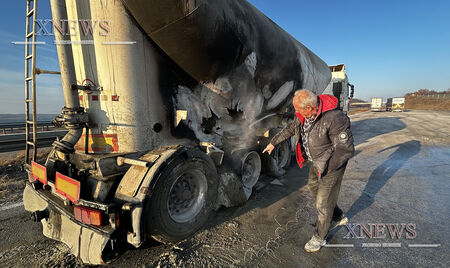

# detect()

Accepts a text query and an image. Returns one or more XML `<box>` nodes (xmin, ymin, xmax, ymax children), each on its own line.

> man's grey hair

<box><xmin>293</xmin><ymin>89</ymin><xmax>317</xmax><ymax>109</ymax></box>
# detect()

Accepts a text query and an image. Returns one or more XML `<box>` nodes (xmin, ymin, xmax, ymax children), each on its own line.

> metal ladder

<box><xmin>24</xmin><ymin>0</ymin><xmax>38</xmax><ymax>165</ymax></box>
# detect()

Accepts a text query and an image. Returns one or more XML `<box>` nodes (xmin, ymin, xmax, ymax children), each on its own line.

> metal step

<box><xmin>26</xmin><ymin>141</ymin><xmax>36</xmax><ymax>146</ymax></box>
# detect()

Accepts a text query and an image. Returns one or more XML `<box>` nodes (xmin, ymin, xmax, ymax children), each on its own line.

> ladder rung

<box><xmin>26</xmin><ymin>141</ymin><xmax>35</xmax><ymax>146</ymax></box>
<box><xmin>26</xmin><ymin>32</ymin><xmax>33</xmax><ymax>38</ymax></box>
<box><xmin>27</xmin><ymin>9</ymin><xmax>34</xmax><ymax>17</ymax></box>
<box><xmin>26</xmin><ymin>55</ymin><xmax>33</xmax><ymax>60</ymax></box>
<box><xmin>26</xmin><ymin>120</ymin><xmax>34</xmax><ymax>124</ymax></box>
<box><xmin>25</xmin><ymin>77</ymin><xmax>33</xmax><ymax>81</ymax></box>
<box><xmin>26</xmin><ymin>99</ymin><xmax>33</xmax><ymax>102</ymax></box>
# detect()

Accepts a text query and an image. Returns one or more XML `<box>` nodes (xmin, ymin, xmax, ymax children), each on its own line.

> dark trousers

<box><xmin>307</xmin><ymin>162</ymin><xmax>347</xmax><ymax>239</ymax></box>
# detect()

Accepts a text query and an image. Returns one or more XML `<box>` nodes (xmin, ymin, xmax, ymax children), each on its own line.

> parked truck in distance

<box><xmin>371</xmin><ymin>97</ymin><xmax>383</xmax><ymax>112</ymax></box>
<box><xmin>386</xmin><ymin>97</ymin><xmax>405</xmax><ymax>112</ymax></box>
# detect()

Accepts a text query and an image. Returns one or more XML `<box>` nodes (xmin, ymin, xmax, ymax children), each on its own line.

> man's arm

<box><xmin>327</xmin><ymin>112</ymin><xmax>355</xmax><ymax>172</ymax></box>
<box><xmin>270</xmin><ymin>117</ymin><xmax>299</xmax><ymax>146</ymax></box>
<box><xmin>263</xmin><ymin>117</ymin><xmax>299</xmax><ymax>155</ymax></box>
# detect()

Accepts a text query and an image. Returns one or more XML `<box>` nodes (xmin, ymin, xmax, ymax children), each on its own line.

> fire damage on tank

<box><xmin>22</xmin><ymin>0</ymin><xmax>332</xmax><ymax>265</ymax></box>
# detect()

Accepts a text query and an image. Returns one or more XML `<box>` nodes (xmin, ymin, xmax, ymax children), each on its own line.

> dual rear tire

<box><xmin>144</xmin><ymin>136</ymin><xmax>292</xmax><ymax>243</ymax></box>
<box><xmin>144</xmin><ymin>150</ymin><xmax>218</xmax><ymax>243</ymax></box>
<box><xmin>261</xmin><ymin>137</ymin><xmax>292</xmax><ymax>177</ymax></box>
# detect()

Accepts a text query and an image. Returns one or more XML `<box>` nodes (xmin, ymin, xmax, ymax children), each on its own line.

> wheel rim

<box><xmin>167</xmin><ymin>169</ymin><xmax>208</xmax><ymax>223</ymax></box>
<box><xmin>241</xmin><ymin>151</ymin><xmax>261</xmax><ymax>188</ymax></box>
<box><xmin>274</xmin><ymin>141</ymin><xmax>290</xmax><ymax>168</ymax></box>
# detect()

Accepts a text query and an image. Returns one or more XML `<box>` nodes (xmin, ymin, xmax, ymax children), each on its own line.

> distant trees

<box><xmin>349</xmin><ymin>98</ymin><xmax>367</xmax><ymax>103</ymax></box>
<box><xmin>406</xmin><ymin>89</ymin><xmax>450</xmax><ymax>96</ymax></box>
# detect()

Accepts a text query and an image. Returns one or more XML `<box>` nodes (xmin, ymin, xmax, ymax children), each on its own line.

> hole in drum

<box><xmin>153</xmin><ymin>123</ymin><xmax>163</xmax><ymax>133</ymax></box>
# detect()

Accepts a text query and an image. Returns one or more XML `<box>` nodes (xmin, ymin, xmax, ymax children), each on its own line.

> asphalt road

<box><xmin>0</xmin><ymin>110</ymin><xmax>449</xmax><ymax>267</ymax></box>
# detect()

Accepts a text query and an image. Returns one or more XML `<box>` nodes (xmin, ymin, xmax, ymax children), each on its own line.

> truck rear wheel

<box><xmin>144</xmin><ymin>149</ymin><xmax>218</xmax><ymax>243</ymax></box>
<box><xmin>262</xmin><ymin>139</ymin><xmax>292</xmax><ymax>177</ymax></box>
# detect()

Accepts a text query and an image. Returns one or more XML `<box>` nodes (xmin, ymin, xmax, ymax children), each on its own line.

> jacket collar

<box><xmin>295</xmin><ymin>94</ymin><xmax>338</xmax><ymax>125</ymax></box>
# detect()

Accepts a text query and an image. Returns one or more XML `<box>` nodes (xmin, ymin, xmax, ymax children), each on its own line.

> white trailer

<box><xmin>392</xmin><ymin>97</ymin><xmax>405</xmax><ymax>112</ymax></box>
<box><xmin>371</xmin><ymin>97</ymin><xmax>383</xmax><ymax>112</ymax></box>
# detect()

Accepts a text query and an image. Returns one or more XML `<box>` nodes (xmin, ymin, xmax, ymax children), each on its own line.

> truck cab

<box><xmin>323</xmin><ymin>64</ymin><xmax>355</xmax><ymax>114</ymax></box>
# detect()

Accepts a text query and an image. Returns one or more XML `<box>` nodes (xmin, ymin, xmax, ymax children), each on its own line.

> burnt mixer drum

<box><xmin>53</xmin><ymin>0</ymin><xmax>331</xmax><ymax>153</ymax></box>
<box><xmin>121</xmin><ymin>0</ymin><xmax>331</xmax><ymax>148</ymax></box>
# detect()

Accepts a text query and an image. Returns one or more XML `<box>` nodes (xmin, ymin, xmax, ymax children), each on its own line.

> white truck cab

<box><xmin>323</xmin><ymin>64</ymin><xmax>355</xmax><ymax>114</ymax></box>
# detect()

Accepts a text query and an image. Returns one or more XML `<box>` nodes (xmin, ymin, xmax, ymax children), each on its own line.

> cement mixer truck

<box><xmin>22</xmin><ymin>0</ymin><xmax>332</xmax><ymax>264</ymax></box>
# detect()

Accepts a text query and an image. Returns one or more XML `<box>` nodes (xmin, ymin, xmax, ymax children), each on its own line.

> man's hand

<box><xmin>262</xmin><ymin>143</ymin><xmax>275</xmax><ymax>155</ymax></box>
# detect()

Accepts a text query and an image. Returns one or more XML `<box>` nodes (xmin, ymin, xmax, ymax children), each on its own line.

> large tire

<box><xmin>262</xmin><ymin>139</ymin><xmax>292</xmax><ymax>177</ymax></box>
<box><xmin>144</xmin><ymin>149</ymin><xmax>218</xmax><ymax>243</ymax></box>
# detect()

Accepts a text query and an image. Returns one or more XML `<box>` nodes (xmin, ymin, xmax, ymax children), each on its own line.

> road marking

<box><xmin>0</xmin><ymin>201</ymin><xmax>24</xmax><ymax>212</ymax></box>
<box><xmin>324</xmin><ymin>244</ymin><xmax>354</xmax><ymax>248</ymax></box>
<box><xmin>408</xmin><ymin>244</ymin><xmax>441</xmax><ymax>248</ymax></box>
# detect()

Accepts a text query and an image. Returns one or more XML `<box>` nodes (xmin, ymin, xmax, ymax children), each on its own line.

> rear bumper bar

<box><xmin>23</xmin><ymin>183</ymin><xmax>114</xmax><ymax>265</ymax></box>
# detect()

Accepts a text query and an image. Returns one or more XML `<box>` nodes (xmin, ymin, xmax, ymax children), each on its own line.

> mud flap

<box><xmin>114</xmin><ymin>145</ymin><xmax>187</xmax><ymax>246</ymax></box>
<box><xmin>23</xmin><ymin>184</ymin><xmax>110</xmax><ymax>265</ymax></box>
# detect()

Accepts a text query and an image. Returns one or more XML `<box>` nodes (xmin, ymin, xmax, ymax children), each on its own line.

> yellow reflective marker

<box><xmin>55</xmin><ymin>172</ymin><xmax>80</xmax><ymax>203</ymax></box>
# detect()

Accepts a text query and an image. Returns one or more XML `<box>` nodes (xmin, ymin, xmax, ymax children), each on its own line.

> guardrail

<box><xmin>0</xmin><ymin>130</ymin><xmax>67</xmax><ymax>153</ymax></box>
<box><xmin>0</xmin><ymin>121</ymin><xmax>56</xmax><ymax>134</ymax></box>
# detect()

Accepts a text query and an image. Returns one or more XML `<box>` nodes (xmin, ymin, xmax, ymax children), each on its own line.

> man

<box><xmin>263</xmin><ymin>89</ymin><xmax>354</xmax><ymax>252</ymax></box>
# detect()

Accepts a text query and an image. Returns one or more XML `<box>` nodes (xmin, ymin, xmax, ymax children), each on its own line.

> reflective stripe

<box><xmin>55</xmin><ymin>172</ymin><xmax>80</xmax><ymax>203</ymax></box>
<box><xmin>75</xmin><ymin>134</ymin><xmax>119</xmax><ymax>153</ymax></box>
<box><xmin>31</xmin><ymin>161</ymin><xmax>47</xmax><ymax>185</ymax></box>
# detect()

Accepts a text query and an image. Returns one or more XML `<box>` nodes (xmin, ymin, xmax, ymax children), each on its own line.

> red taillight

<box><xmin>74</xmin><ymin>206</ymin><xmax>103</xmax><ymax>226</ymax></box>
<box><xmin>28</xmin><ymin>172</ymin><xmax>36</xmax><ymax>183</ymax></box>
<box><xmin>74</xmin><ymin>205</ymin><xmax>82</xmax><ymax>220</ymax></box>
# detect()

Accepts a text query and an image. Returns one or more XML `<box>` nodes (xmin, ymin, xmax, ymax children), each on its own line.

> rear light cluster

<box><xmin>74</xmin><ymin>206</ymin><xmax>104</xmax><ymax>226</ymax></box>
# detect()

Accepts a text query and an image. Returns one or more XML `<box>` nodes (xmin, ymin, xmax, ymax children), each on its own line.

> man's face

<box><xmin>293</xmin><ymin>101</ymin><xmax>316</xmax><ymax>119</ymax></box>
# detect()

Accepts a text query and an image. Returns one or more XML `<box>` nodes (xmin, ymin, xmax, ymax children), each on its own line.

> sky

<box><xmin>0</xmin><ymin>0</ymin><xmax>449</xmax><ymax>113</ymax></box>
